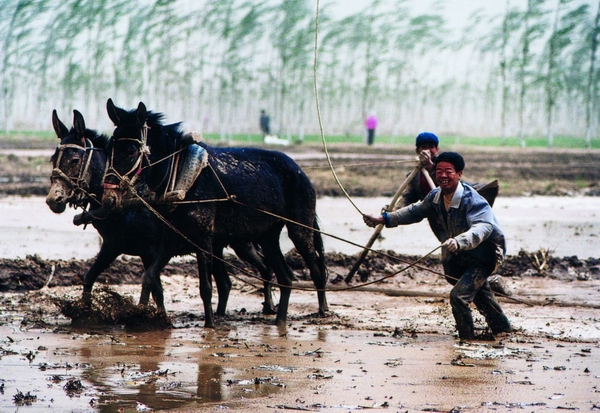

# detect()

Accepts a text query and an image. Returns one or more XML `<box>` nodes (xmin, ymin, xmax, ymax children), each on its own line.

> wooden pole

<box><xmin>345</xmin><ymin>162</ymin><xmax>422</xmax><ymax>283</ymax></box>
<box><xmin>422</xmin><ymin>168</ymin><xmax>435</xmax><ymax>191</ymax></box>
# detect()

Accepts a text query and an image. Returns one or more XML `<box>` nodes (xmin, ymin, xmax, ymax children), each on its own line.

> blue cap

<box><xmin>415</xmin><ymin>132</ymin><xmax>439</xmax><ymax>147</ymax></box>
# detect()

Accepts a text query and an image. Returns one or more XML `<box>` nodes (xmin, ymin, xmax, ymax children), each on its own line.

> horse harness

<box><xmin>104</xmin><ymin>122</ymin><xmax>210</xmax><ymax>201</ymax></box>
<box><xmin>51</xmin><ymin>138</ymin><xmax>99</xmax><ymax>194</ymax></box>
<box><xmin>103</xmin><ymin>122</ymin><xmax>152</xmax><ymax>192</ymax></box>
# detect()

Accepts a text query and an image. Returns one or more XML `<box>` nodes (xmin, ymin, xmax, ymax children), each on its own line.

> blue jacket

<box><xmin>383</xmin><ymin>182</ymin><xmax>506</xmax><ymax>256</ymax></box>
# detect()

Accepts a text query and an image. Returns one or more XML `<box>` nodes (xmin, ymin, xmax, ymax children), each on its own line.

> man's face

<box><xmin>416</xmin><ymin>143</ymin><xmax>439</xmax><ymax>158</ymax></box>
<box><xmin>435</xmin><ymin>161</ymin><xmax>462</xmax><ymax>193</ymax></box>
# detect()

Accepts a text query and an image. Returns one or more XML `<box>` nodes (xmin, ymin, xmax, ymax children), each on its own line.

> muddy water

<box><xmin>2</xmin><ymin>329</ymin><xmax>585</xmax><ymax>412</ymax></box>
<box><xmin>1</xmin><ymin>280</ymin><xmax>600</xmax><ymax>413</ymax></box>
<box><xmin>2</xmin><ymin>195</ymin><xmax>598</xmax><ymax>260</ymax></box>
<box><xmin>1</xmin><ymin>195</ymin><xmax>600</xmax><ymax>412</ymax></box>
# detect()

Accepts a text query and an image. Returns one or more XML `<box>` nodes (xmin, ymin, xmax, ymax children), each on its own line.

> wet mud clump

<box><xmin>56</xmin><ymin>286</ymin><xmax>171</xmax><ymax>330</ymax></box>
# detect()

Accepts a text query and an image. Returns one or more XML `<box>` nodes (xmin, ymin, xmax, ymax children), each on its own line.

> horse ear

<box><xmin>72</xmin><ymin>110</ymin><xmax>86</xmax><ymax>137</ymax></box>
<box><xmin>106</xmin><ymin>98</ymin><xmax>121</xmax><ymax>126</ymax></box>
<box><xmin>136</xmin><ymin>101</ymin><xmax>147</xmax><ymax>127</ymax></box>
<box><xmin>52</xmin><ymin>109</ymin><xmax>69</xmax><ymax>139</ymax></box>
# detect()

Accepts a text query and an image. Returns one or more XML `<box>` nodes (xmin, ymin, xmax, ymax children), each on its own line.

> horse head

<box><xmin>103</xmin><ymin>98</ymin><xmax>177</xmax><ymax>211</ymax></box>
<box><xmin>46</xmin><ymin>109</ymin><xmax>107</xmax><ymax>213</ymax></box>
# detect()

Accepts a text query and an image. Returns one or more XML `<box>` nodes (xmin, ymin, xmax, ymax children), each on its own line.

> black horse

<box><xmin>101</xmin><ymin>99</ymin><xmax>328</xmax><ymax>327</ymax></box>
<box><xmin>46</xmin><ymin>109</ymin><xmax>276</xmax><ymax>315</ymax></box>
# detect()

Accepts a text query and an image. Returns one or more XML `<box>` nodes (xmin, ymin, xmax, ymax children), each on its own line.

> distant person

<box><xmin>363</xmin><ymin>152</ymin><xmax>512</xmax><ymax>341</ymax></box>
<box><xmin>365</xmin><ymin>112</ymin><xmax>378</xmax><ymax>145</ymax></box>
<box><xmin>260</xmin><ymin>109</ymin><xmax>271</xmax><ymax>137</ymax></box>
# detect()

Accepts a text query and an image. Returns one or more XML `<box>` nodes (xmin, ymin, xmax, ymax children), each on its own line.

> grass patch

<box><xmin>2</xmin><ymin>130</ymin><xmax>599</xmax><ymax>150</ymax></box>
<box><xmin>201</xmin><ymin>133</ymin><xmax>599</xmax><ymax>150</ymax></box>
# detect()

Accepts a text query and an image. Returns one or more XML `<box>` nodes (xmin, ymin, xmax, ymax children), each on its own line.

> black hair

<box><xmin>434</xmin><ymin>151</ymin><xmax>465</xmax><ymax>172</ymax></box>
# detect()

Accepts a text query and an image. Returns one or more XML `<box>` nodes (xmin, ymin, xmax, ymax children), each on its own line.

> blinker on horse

<box><xmin>102</xmin><ymin>98</ymin><xmax>329</xmax><ymax>328</ymax></box>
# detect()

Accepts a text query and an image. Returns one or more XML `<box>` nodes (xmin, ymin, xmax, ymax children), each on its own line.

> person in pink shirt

<box><xmin>365</xmin><ymin>112</ymin><xmax>378</xmax><ymax>145</ymax></box>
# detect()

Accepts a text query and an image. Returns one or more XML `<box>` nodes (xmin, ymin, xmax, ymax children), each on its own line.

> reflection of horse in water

<box><xmin>102</xmin><ymin>99</ymin><xmax>328</xmax><ymax>327</ymax></box>
<box><xmin>45</xmin><ymin>109</ymin><xmax>275</xmax><ymax>316</ymax></box>
<box><xmin>77</xmin><ymin>329</ymin><xmax>227</xmax><ymax>409</ymax></box>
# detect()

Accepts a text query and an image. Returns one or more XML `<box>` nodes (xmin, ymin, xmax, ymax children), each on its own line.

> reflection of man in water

<box><xmin>259</xmin><ymin>109</ymin><xmax>271</xmax><ymax>136</ymax></box>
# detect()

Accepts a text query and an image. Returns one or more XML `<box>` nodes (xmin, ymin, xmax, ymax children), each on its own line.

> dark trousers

<box><xmin>442</xmin><ymin>242</ymin><xmax>511</xmax><ymax>339</ymax></box>
<box><xmin>367</xmin><ymin>129</ymin><xmax>375</xmax><ymax>145</ymax></box>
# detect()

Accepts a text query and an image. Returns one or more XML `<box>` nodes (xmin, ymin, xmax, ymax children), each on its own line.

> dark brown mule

<box><xmin>102</xmin><ymin>99</ymin><xmax>328</xmax><ymax>328</ymax></box>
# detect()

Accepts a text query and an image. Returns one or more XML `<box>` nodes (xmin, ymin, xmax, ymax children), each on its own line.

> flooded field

<box><xmin>0</xmin><ymin>194</ymin><xmax>599</xmax><ymax>412</ymax></box>
<box><xmin>1</xmin><ymin>273</ymin><xmax>600</xmax><ymax>413</ymax></box>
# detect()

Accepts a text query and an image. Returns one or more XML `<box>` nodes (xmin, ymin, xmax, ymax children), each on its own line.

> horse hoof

<box><xmin>262</xmin><ymin>306</ymin><xmax>277</xmax><ymax>315</ymax></box>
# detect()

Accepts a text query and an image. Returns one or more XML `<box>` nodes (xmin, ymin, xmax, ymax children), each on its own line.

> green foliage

<box><xmin>0</xmin><ymin>0</ymin><xmax>599</xmax><ymax>148</ymax></box>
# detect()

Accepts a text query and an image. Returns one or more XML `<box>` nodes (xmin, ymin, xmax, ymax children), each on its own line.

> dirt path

<box><xmin>2</xmin><ymin>144</ymin><xmax>600</xmax><ymax>197</ymax></box>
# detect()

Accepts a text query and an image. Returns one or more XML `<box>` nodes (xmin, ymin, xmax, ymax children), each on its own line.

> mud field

<box><xmin>0</xmin><ymin>143</ymin><xmax>600</xmax><ymax>412</ymax></box>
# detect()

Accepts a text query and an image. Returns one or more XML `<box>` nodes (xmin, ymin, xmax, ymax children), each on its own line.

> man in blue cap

<box><xmin>364</xmin><ymin>152</ymin><xmax>512</xmax><ymax>341</ymax></box>
<box><xmin>402</xmin><ymin>132</ymin><xmax>440</xmax><ymax>205</ymax></box>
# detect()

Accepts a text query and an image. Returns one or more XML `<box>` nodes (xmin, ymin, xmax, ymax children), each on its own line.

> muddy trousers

<box><xmin>442</xmin><ymin>243</ymin><xmax>511</xmax><ymax>339</ymax></box>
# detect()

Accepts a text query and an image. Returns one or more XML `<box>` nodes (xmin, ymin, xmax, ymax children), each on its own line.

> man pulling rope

<box><xmin>363</xmin><ymin>151</ymin><xmax>513</xmax><ymax>341</ymax></box>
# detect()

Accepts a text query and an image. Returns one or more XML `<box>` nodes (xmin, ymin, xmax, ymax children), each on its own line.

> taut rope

<box><xmin>313</xmin><ymin>0</ymin><xmax>363</xmax><ymax>215</ymax></box>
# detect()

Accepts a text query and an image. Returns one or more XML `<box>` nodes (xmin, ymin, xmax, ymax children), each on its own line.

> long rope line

<box><xmin>313</xmin><ymin>0</ymin><xmax>363</xmax><ymax>215</ymax></box>
<box><xmin>118</xmin><ymin>178</ymin><xmax>444</xmax><ymax>293</ymax></box>
<box><xmin>55</xmin><ymin>140</ymin><xmax>524</xmax><ymax>305</ymax></box>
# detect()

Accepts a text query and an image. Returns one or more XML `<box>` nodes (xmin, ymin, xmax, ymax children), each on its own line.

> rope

<box><xmin>108</xmin><ymin>155</ymin><xmax>530</xmax><ymax>305</ymax></box>
<box><xmin>313</xmin><ymin>0</ymin><xmax>363</xmax><ymax>215</ymax></box>
<box><xmin>120</xmin><ymin>180</ymin><xmax>432</xmax><ymax>293</ymax></box>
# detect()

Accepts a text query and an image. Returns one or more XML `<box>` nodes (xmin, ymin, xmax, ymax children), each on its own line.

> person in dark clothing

<box><xmin>364</xmin><ymin>152</ymin><xmax>512</xmax><ymax>340</ymax></box>
<box><xmin>260</xmin><ymin>109</ymin><xmax>271</xmax><ymax>136</ymax></box>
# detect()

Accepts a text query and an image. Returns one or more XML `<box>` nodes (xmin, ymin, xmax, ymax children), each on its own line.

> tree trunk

<box><xmin>501</xmin><ymin>0</ymin><xmax>511</xmax><ymax>144</ymax></box>
<box><xmin>585</xmin><ymin>0</ymin><xmax>600</xmax><ymax>149</ymax></box>
<box><xmin>545</xmin><ymin>0</ymin><xmax>562</xmax><ymax>148</ymax></box>
<box><xmin>518</xmin><ymin>0</ymin><xmax>535</xmax><ymax>148</ymax></box>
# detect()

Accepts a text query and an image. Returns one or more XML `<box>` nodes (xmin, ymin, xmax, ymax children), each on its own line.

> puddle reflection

<box><xmin>0</xmin><ymin>325</ymin><xmax>290</xmax><ymax>412</ymax></box>
<box><xmin>80</xmin><ymin>327</ymin><xmax>287</xmax><ymax>412</ymax></box>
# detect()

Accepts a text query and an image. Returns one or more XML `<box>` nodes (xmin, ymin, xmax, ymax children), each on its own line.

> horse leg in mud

<box><xmin>81</xmin><ymin>245</ymin><xmax>121</xmax><ymax>305</ymax></box>
<box><xmin>140</xmin><ymin>248</ymin><xmax>172</xmax><ymax>313</ymax></box>
<box><xmin>287</xmin><ymin>219</ymin><xmax>329</xmax><ymax>315</ymax></box>
<box><xmin>231</xmin><ymin>242</ymin><xmax>276</xmax><ymax>315</ymax></box>
<box><xmin>196</xmin><ymin>241</ymin><xmax>216</xmax><ymax>328</ymax></box>
<box><xmin>259</xmin><ymin>236</ymin><xmax>293</xmax><ymax>326</ymax></box>
<box><xmin>140</xmin><ymin>254</ymin><xmax>168</xmax><ymax>312</ymax></box>
<box><xmin>211</xmin><ymin>247</ymin><xmax>232</xmax><ymax>317</ymax></box>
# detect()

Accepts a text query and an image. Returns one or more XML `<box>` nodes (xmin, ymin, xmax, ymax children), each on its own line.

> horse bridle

<box><xmin>103</xmin><ymin>123</ymin><xmax>151</xmax><ymax>190</ymax></box>
<box><xmin>51</xmin><ymin>138</ymin><xmax>98</xmax><ymax>196</ymax></box>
